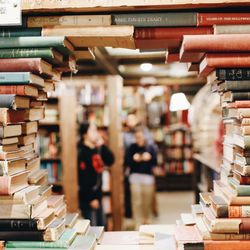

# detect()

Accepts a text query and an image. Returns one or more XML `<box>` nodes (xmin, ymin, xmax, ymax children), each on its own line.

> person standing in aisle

<box><xmin>78</xmin><ymin>122</ymin><xmax>114</xmax><ymax>226</ymax></box>
<box><xmin>123</xmin><ymin>111</ymin><xmax>158</xmax><ymax>220</ymax></box>
<box><xmin>125</xmin><ymin>127</ymin><xmax>158</xmax><ymax>230</ymax></box>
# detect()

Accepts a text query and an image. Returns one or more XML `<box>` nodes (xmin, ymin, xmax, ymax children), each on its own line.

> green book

<box><xmin>0</xmin><ymin>28</ymin><xmax>41</xmax><ymax>37</ymax></box>
<box><xmin>69</xmin><ymin>235</ymin><xmax>96</xmax><ymax>249</ymax></box>
<box><xmin>0</xmin><ymin>37</ymin><xmax>73</xmax><ymax>56</ymax></box>
<box><xmin>112</xmin><ymin>12</ymin><xmax>197</xmax><ymax>27</ymax></box>
<box><xmin>229</xmin><ymin>178</ymin><xmax>250</xmax><ymax>196</ymax></box>
<box><xmin>6</xmin><ymin>229</ymin><xmax>77</xmax><ymax>248</ymax></box>
<box><xmin>0</xmin><ymin>72</ymin><xmax>44</xmax><ymax>87</ymax></box>
<box><xmin>0</xmin><ymin>48</ymin><xmax>62</xmax><ymax>66</ymax></box>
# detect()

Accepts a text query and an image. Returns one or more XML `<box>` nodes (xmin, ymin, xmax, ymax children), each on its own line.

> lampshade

<box><xmin>169</xmin><ymin>92</ymin><xmax>190</xmax><ymax>112</ymax></box>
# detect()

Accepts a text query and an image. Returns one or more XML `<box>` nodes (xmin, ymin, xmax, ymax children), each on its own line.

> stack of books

<box><xmin>0</xmin><ymin>28</ymin><xmax>79</xmax><ymax>248</ymax></box>
<box><xmin>4</xmin><ymin>212</ymin><xmax>103</xmax><ymax>249</ymax></box>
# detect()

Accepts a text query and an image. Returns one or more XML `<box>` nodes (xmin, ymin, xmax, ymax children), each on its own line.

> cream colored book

<box><xmin>73</xmin><ymin>219</ymin><xmax>90</xmax><ymax>235</ymax></box>
<box><xmin>28</xmin><ymin>15</ymin><xmax>111</xmax><ymax>27</ymax></box>
<box><xmin>44</xmin><ymin>218</ymin><xmax>66</xmax><ymax>242</ymax></box>
<box><xmin>0</xmin><ymin>185</ymin><xmax>40</xmax><ymax>204</ymax></box>
<box><xmin>0</xmin><ymin>195</ymin><xmax>47</xmax><ymax>219</ymax></box>
<box><xmin>42</xmin><ymin>26</ymin><xmax>135</xmax><ymax>49</ymax></box>
<box><xmin>36</xmin><ymin>208</ymin><xmax>55</xmax><ymax>230</ymax></box>
<box><xmin>65</xmin><ymin>212</ymin><xmax>79</xmax><ymax>228</ymax></box>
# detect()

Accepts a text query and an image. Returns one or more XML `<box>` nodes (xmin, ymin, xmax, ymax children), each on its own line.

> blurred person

<box><xmin>78</xmin><ymin>122</ymin><xmax>114</xmax><ymax>226</ymax></box>
<box><xmin>123</xmin><ymin>111</ymin><xmax>158</xmax><ymax>219</ymax></box>
<box><xmin>125</xmin><ymin>127</ymin><xmax>158</xmax><ymax>229</ymax></box>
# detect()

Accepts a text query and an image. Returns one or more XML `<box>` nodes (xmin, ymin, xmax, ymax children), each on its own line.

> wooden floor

<box><xmin>123</xmin><ymin>191</ymin><xmax>194</xmax><ymax>229</ymax></box>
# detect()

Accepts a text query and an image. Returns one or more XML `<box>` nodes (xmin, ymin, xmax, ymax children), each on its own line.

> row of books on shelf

<box><xmin>164</xmin><ymin>160</ymin><xmax>194</xmax><ymax>175</ymax></box>
<box><xmin>165</xmin><ymin>129</ymin><xmax>192</xmax><ymax>146</ymax></box>
<box><xmin>40</xmin><ymin>161</ymin><xmax>62</xmax><ymax>185</ymax></box>
<box><xmin>25</xmin><ymin>12</ymin><xmax>250</xmax><ymax>28</ymax></box>
<box><xmin>165</xmin><ymin>147</ymin><xmax>193</xmax><ymax>160</ymax></box>
<box><xmin>39</xmin><ymin>132</ymin><xmax>60</xmax><ymax>159</ymax></box>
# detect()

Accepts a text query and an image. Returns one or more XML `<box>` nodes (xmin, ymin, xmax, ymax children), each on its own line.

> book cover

<box><xmin>229</xmin><ymin>205</ymin><xmax>250</xmax><ymax>218</ymax></box>
<box><xmin>0</xmin><ymin>37</ymin><xmax>73</xmax><ymax>56</ymax></box>
<box><xmin>228</xmin><ymin>178</ymin><xmax>250</xmax><ymax>196</ymax></box>
<box><xmin>200</xmin><ymin>53</ymin><xmax>250</xmax><ymax>77</ymax></box>
<box><xmin>0</xmin><ymin>27</ymin><xmax>41</xmax><ymax>37</ymax></box>
<box><xmin>0</xmin><ymin>58</ymin><xmax>53</xmax><ymax>77</ymax></box>
<box><xmin>214</xmin><ymin>24</ymin><xmax>250</xmax><ymax>35</ymax></box>
<box><xmin>0</xmin><ymin>86</ymin><xmax>38</xmax><ymax>97</ymax></box>
<box><xmin>28</xmin><ymin>15</ymin><xmax>111</xmax><ymax>27</ymax></box>
<box><xmin>112</xmin><ymin>12</ymin><xmax>197</xmax><ymax>27</ymax></box>
<box><xmin>198</xmin><ymin>13</ymin><xmax>250</xmax><ymax>26</ymax></box>
<box><xmin>218</xmin><ymin>81</ymin><xmax>250</xmax><ymax>92</ymax></box>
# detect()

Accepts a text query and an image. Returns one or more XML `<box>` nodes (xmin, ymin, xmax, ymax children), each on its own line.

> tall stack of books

<box><xmin>0</xmin><ymin>28</ymin><xmax>83</xmax><ymax>248</ymax></box>
<box><xmin>171</xmin><ymin>19</ymin><xmax>250</xmax><ymax>249</ymax></box>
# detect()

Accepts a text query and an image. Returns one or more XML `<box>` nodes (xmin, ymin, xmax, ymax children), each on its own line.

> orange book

<box><xmin>205</xmin><ymin>240</ymin><xmax>250</xmax><ymax>250</ymax></box>
<box><xmin>0</xmin><ymin>85</ymin><xmax>38</xmax><ymax>97</ymax></box>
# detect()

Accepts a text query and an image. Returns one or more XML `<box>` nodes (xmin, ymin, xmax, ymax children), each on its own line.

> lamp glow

<box><xmin>140</xmin><ymin>63</ymin><xmax>152</xmax><ymax>72</ymax></box>
<box><xmin>169</xmin><ymin>92</ymin><xmax>190</xmax><ymax>112</ymax></box>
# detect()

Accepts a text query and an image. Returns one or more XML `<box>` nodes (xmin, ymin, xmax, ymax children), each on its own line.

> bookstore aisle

<box><xmin>2</xmin><ymin>1</ymin><xmax>250</xmax><ymax>250</ymax></box>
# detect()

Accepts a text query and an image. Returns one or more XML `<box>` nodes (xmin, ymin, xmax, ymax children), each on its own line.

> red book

<box><xmin>227</xmin><ymin>101</ymin><xmax>250</xmax><ymax>109</ymax></box>
<box><xmin>198</xmin><ymin>13</ymin><xmax>250</xmax><ymax>26</ymax></box>
<box><xmin>233</xmin><ymin>171</ymin><xmax>250</xmax><ymax>185</ymax></box>
<box><xmin>134</xmin><ymin>27</ymin><xmax>213</xmax><ymax>39</ymax></box>
<box><xmin>0</xmin><ymin>58</ymin><xmax>52</xmax><ymax>76</ymax></box>
<box><xmin>165</xmin><ymin>51</ymin><xmax>179</xmax><ymax>63</ymax></box>
<box><xmin>0</xmin><ymin>85</ymin><xmax>38</xmax><ymax>97</ymax></box>
<box><xmin>199</xmin><ymin>53</ymin><xmax>250</xmax><ymax>77</ymax></box>
<box><xmin>187</xmin><ymin>62</ymin><xmax>199</xmax><ymax>72</ymax></box>
<box><xmin>205</xmin><ymin>241</ymin><xmax>250</xmax><ymax>250</ymax></box>
<box><xmin>229</xmin><ymin>205</ymin><xmax>250</xmax><ymax>218</ymax></box>
<box><xmin>181</xmin><ymin>34</ymin><xmax>250</xmax><ymax>53</ymax></box>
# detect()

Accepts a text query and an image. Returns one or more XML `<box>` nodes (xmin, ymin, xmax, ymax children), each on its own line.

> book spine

<box><xmin>229</xmin><ymin>206</ymin><xmax>250</xmax><ymax>218</ymax></box>
<box><xmin>0</xmin><ymin>48</ymin><xmax>53</xmax><ymax>59</ymax></box>
<box><xmin>112</xmin><ymin>13</ymin><xmax>197</xmax><ymax>27</ymax></box>
<box><xmin>28</xmin><ymin>15</ymin><xmax>111</xmax><ymax>27</ymax></box>
<box><xmin>0</xmin><ymin>37</ymin><xmax>64</xmax><ymax>49</ymax></box>
<box><xmin>220</xmin><ymin>82</ymin><xmax>250</xmax><ymax>91</ymax></box>
<box><xmin>0</xmin><ymin>73</ymin><xmax>28</xmax><ymax>83</ymax></box>
<box><xmin>0</xmin><ymin>95</ymin><xmax>15</xmax><ymax>108</ymax></box>
<box><xmin>0</xmin><ymin>58</ymin><xmax>41</xmax><ymax>73</ymax></box>
<box><xmin>214</xmin><ymin>25</ymin><xmax>250</xmax><ymax>35</ymax></box>
<box><xmin>0</xmin><ymin>86</ymin><xmax>25</xmax><ymax>96</ymax></box>
<box><xmin>216</xmin><ymin>69</ymin><xmax>250</xmax><ymax>81</ymax></box>
<box><xmin>198</xmin><ymin>13</ymin><xmax>250</xmax><ymax>26</ymax></box>
<box><xmin>0</xmin><ymin>231</ymin><xmax>44</xmax><ymax>241</ymax></box>
<box><xmin>0</xmin><ymin>28</ymin><xmax>41</xmax><ymax>37</ymax></box>
<box><xmin>0</xmin><ymin>219</ymin><xmax>38</xmax><ymax>231</ymax></box>
<box><xmin>205</xmin><ymin>241</ymin><xmax>250</xmax><ymax>250</ymax></box>
<box><xmin>0</xmin><ymin>176</ymin><xmax>9</xmax><ymax>194</ymax></box>
<box><xmin>232</xmin><ymin>92</ymin><xmax>250</xmax><ymax>101</ymax></box>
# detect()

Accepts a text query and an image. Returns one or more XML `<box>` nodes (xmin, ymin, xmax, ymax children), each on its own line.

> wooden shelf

<box><xmin>22</xmin><ymin>1</ymin><xmax>250</xmax><ymax>14</ymax></box>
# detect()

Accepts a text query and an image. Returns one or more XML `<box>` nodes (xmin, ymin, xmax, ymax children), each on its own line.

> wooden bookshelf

<box><xmin>38</xmin><ymin>90</ymin><xmax>79</xmax><ymax>212</ymax></box>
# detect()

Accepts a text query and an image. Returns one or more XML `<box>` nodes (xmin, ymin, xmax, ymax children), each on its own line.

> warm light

<box><xmin>169</xmin><ymin>92</ymin><xmax>190</xmax><ymax>112</ymax></box>
<box><xmin>140</xmin><ymin>63</ymin><xmax>153</xmax><ymax>72</ymax></box>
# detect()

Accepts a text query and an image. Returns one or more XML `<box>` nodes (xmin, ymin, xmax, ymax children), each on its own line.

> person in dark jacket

<box><xmin>125</xmin><ymin>127</ymin><xmax>158</xmax><ymax>229</ymax></box>
<box><xmin>78</xmin><ymin>122</ymin><xmax>114</xmax><ymax>226</ymax></box>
